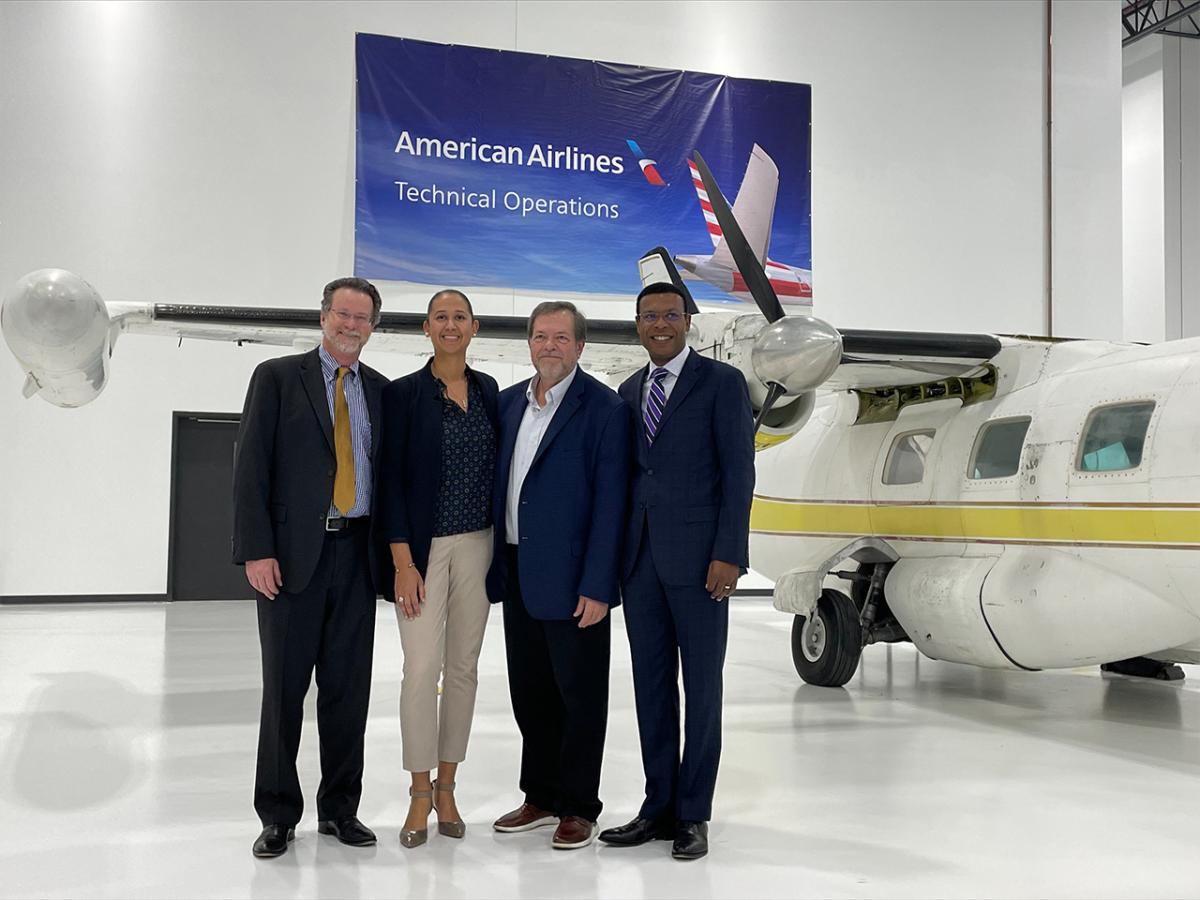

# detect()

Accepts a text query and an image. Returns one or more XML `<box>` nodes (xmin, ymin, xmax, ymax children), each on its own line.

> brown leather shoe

<box><xmin>492</xmin><ymin>803</ymin><xmax>558</xmax><ymax>833</ymax></box>
<box><xmin>552</xmin><ymin>815</ymin><xmax>598</xmax><ymax>850</ymax></box>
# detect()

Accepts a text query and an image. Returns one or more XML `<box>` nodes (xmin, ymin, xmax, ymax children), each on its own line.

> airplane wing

<box><xmin>0</xmin><ymin>269</ymin><xmax>653</xmax><ymax>408</ymax></box>
<box><xmin>830</xmin><ymin>329</ymin><xmax>1004</xmax><ymax>390</ymax></box>
<box><xmin>4</xmin><ymin>269</ymin><xmax>1004</xmax><ymax>408</ymax></box>
<box><xmin>129</xmin><ymin>304</ymin><xmax>1001</xmax><ymax>387</ymax></box>
<box><xmin>121</xmin><ymin>303</ymin><xmax>648</xmax><ymax>374</ymax></box>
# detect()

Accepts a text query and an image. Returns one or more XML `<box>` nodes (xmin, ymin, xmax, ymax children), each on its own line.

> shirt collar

<box><xmin>428</xmin><ymin>357</ymin><xmax>476</xmax><ymax>389</ymax></box>
<box><xmin>319</xmin><ymin>345</ymin><xmax>360</xmax><ymax>381</ymax></box>
<box><xmin>647</xmin><ymin>345</ymin><xmax>691</xmax><ymax>379</ymax></box>
<box><xmin>527</xmin><ymin>364</ymin><xmax>579</xmax><ymax>410</ymax></box>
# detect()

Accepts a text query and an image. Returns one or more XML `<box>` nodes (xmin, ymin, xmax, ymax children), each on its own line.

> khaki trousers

<box><xmin>395</xmin><ymin>527</ymin><xmax>492</xmax><ymax>772</ymax></box>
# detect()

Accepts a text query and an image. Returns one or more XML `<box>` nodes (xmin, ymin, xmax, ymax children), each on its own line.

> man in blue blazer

<box><xmin>599</xmin><ymin>283</ymin><xmax>755</xmax><ymax>860</ymax></box>
<box><xmin>486</xmin><ymin>301</ymin><xmax>630</xmax><ymax>851</ymax></box>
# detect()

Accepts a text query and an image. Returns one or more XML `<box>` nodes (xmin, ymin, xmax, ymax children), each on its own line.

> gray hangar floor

<box><xmin>0</xmin><ymin>599</ymin><xmax>1197</xmax><ymax>899</ymax></box>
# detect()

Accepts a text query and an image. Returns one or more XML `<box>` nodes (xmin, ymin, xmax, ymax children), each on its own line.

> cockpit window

<box><xmin>969</xmin><ymin>417</ymin><xmax>1031</xmax><ymax>479</ymax></box>
<box><xmin>1077</xmin><ymin>402</ymin><xmax>1155</xmax><ymax>472</ymax></box>
<box><xmin>883</xmin><ymin>429</ymin><xmax>935</xmax><ymax>485</ymax></box>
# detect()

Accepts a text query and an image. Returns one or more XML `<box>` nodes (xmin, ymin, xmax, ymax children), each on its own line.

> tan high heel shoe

<box><xmin>433</xmin><ymin>779</ymin><xmax>466</xmax><ymax>838</ymax></box>
<box><xmin>399</xmin><ymin>786</ymin><xmax>433</xmax><ymax>848</ymax></box>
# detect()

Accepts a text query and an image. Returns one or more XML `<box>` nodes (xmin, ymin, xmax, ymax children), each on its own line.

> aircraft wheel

<box><xmin>791</xmin><ymin>588</ymin><xmax>862</xmax><ymax>687</ymax></box>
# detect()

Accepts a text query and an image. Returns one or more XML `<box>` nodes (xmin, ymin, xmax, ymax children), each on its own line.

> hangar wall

<box><xmin>1123</xmin><ymin>35</ymin><xmax>1200</xmax><ymax>342</ymax></box>
<box><xmin>0</xmin><ymin>0</ymin><xmax>1121</xmax><ymax>597</ymax></box>
<box><xmin>1123</xmin><ymin>37</ymin><xmax>1170</xmax><ymax>342</ymax></box>
<box><xmin>1050</xmin><ymin>0</ymin><xmax>1123</xmax><ymax>341</ymax></box>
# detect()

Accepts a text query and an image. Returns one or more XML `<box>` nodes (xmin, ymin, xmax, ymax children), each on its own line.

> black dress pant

<box><xmin>254</xmin><ymin>521</ymin><xmax>376</xmax><ymax>827</ymax></box>
<box><xmin>502</xmin><ymin>545</ymin><xmax>610</xmax><ymax>822</ymax></box>
<box><xmin>623</xmin><ymin>536</ymin><xmax>728</xmax><ymax>823</ymax></box>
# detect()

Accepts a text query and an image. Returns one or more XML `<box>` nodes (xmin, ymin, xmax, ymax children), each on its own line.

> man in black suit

<box><xmin>233</xmin><ymin>277</ymin><xmax>389</xmax><ymax>859</ymax></box>
<box><xmin>600</xmin><ymin>283</ymin><xmax>755</xmax><ymax>860</ymax></box>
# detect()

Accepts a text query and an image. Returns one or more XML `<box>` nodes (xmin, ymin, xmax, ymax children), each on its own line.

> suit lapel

<box><xmin>300</xmin><ymin>349</ymin><xmax>335</xmax><ymax>454</ymax></box>
<box><xmin>628</xmin><ymin>367</ymin><xmax>651</xmax><ymax>461</ymax></box>
<box><xmin>654</xmin><ymin>350</ymin><xmax>703</xmax><ymax>435</ymax></box>
<box><xmin>530</xmin><ymin>370</ymin><xmax>584</xmax><ymax>469</ymax></box>
<box><xmin>496</xmin><ymin>379</ymin><xmax>529</xmax><ymax>480</ymax></box>
<box><xmin>363</xmin><ymin>367</ymin><xmax>383</xmax><ymax>462</ymax></box>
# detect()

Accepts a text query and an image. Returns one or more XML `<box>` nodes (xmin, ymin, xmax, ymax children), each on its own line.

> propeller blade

<box><xmin>753</xmin><ymin>381</ymin><xmax>788</xmax><ymax>433</ymax></box>
<box><xmin>691</xmin><ymin>151</ymin><xmax>786</xmax><ymax>324</ymax></box>
<box><xmin>637</xmin><ymin>246</ymin><xmax>699</xmax><ymax>314</ymax></box>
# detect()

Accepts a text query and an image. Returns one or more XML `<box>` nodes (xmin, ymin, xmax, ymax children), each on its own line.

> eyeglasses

<box><xmin>636</xmin><ymin>311</ymin><xmax>685</xmax><ymax>324</ymax></box>
<box><xmin>330</xmin><ymin>309</ymin><xmax>374</xmax><ymax>326</ymax></box>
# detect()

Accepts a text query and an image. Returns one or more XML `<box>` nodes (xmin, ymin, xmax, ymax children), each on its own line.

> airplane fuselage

<box><xmin>750</xmin><ymin>337</ymin><xmax>1200</xmax><ymax>671</ymax></box>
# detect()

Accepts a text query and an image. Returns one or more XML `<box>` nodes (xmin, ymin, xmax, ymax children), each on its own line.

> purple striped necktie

<box><xmin>644</xmin><ymin>367</ymin><xmax>669</xmax><ymax>443</ymax></box>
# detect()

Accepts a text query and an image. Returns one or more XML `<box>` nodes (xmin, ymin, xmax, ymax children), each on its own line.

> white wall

<box><xmin>1181</xmin><ymin>39</ymin><xmax>1200</xmax><ymax>338</ymax></box>
<box><xmin>1123</xmin><ymin>36</ymin><xmax>1168</xmax><ymax>342</ymax></box>
<box><xmin>1122</xmin><ymin>34</ymin><xmax>1200</xmax><ymax>342</ymax></box>
<box><xmin>1051</xmin><ymin>0</ymin><xmax>1123</xmax><ymax>340</ymax></box>
<box><xmin>0</xmin><ymin>0</ymin><xmax>1121</xmax><ymax>596</ymax></box>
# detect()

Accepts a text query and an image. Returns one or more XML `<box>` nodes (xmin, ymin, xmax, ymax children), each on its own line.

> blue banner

<box><xmin>355</xmin><ymin>34</ymin><xmax>812</xmax><ymax>303</ymax></box>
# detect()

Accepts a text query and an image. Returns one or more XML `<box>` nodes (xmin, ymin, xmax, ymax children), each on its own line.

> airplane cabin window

<box><xmin>968</xmin><ymin>417</ymin><xmax>1032</xmax><ymax>479</ymax></box>
<box><xmin>1077</xmin><ymin>401</ymin><xmax>1155</xmax><ymax>472</ymax></box>
<box><xmin>883</xmin><ymin>429</ymin><xmax>935</xmax><ymax>485</ymax></box>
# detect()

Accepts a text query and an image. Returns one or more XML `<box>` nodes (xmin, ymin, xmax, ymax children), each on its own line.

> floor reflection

<box><xmin>1</xmin><ymin>600</ymin><xmax>1198</xmax><ymax>899</ymax></box>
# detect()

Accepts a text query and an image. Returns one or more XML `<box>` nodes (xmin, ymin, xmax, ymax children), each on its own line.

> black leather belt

<box><xmin>325</xmin><ymin>515</ymin><xmax>368</xmax><ymax>533</ymax></box>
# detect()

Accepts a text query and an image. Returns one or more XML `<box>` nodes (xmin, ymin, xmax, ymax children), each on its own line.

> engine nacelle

<box><xmin>1</xmin><ymin>269</ymin><xmax>113</xmax><ymax>407</ymax></box>
<box><xmin>755</xmin><ymin>391</ymin><xmax>817</xmax><ymax>450</ymax></box>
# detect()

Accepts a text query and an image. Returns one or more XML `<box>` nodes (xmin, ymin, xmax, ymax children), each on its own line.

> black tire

<box><xmin>791</xmin><ymin>588</ymin><xmax>862</xmax><ymax>687</ymax></box>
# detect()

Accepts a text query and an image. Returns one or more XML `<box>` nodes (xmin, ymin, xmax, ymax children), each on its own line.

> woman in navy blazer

<box><xmin>378</xmin><ymin>290</ymin><xmax>500</xmax><ymax>848</ymax></box>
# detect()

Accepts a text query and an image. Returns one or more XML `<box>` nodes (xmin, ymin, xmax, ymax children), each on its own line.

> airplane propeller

<box><xmin>690</xmin><ymin>153</ymin><xmax>786</xmax><ymax>326</ymax></box>
<box><xmin>690</xmin><ymin>151</ymin><xmax>842</xmax><ymax>433</ymax></box>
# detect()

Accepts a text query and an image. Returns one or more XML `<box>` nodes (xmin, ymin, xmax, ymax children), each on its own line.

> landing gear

<box><xmin>1100</xmin><ymin>656</ymin><xmax>1185</xmax><ymax>681</ymax></box>
<box><xmin>791</xmin><ymin>588</ymin><xmax>862</xmax><ymax>687</ymax></box>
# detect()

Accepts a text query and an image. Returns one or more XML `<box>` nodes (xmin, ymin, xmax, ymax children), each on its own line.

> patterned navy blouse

<box><xmin>432</xmin><ymin>376</ymin><xmax>497</xmax><ymax>537</ymax></box>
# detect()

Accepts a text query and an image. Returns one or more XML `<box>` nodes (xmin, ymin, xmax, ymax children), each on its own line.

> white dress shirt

<box><xmin>640</xmin><ymin>345</ymin><xmax>692</xmax><ymax>413</ymax></box>
<box><xmin>506</xmin><ymin>365</ymin><xmax>579</xmax><ymax>545</ymax></box>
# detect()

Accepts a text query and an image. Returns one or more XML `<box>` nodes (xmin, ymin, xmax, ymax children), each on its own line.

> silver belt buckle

<box><xmin>325</xmin><ymin>516</ymin><xmax>346</xmax><ymax>532</ymax></box>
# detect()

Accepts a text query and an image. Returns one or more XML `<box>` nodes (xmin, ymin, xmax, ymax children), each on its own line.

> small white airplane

<box><xmin>674</xmin><ymin>144</ymin><xmax>813</xmax><ymax>309</ymax></box>
<box><xmin>5</xmin><ymin>150</ymin><xmax>1198</xmax><ymax>691</ymax></box>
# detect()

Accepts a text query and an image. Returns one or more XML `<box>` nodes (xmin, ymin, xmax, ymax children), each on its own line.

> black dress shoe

<box><xmin>599</xmin><ymin>816</ymin><xmax>675</xmax><ymax>846</ymax></box>
<box><xmin>672</xmin><ymin>820</ymin><xmax>708</xmax><ymax>860</ymax></box>
<box><xmin>317</xmin><ymin>815</ymin><xmax>377</xmax><ymax>847</ymax></box>
<box><xmin>252</xmin><ymin>824</ymin><xmax>295</xmax><ymax>858</ymax></box>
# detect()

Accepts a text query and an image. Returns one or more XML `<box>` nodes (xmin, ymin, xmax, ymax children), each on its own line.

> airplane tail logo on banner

<box><xmin>626</xmin><ymin>139</ymin><xmax>666</xmax><ymax>186</ymax></box>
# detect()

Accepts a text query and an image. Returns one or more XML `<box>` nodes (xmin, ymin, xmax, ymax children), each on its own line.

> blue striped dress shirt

<box><xmin>319</xmin><ymin>345</ymin><xmax>372</xmax><ymax>518</ymax></box>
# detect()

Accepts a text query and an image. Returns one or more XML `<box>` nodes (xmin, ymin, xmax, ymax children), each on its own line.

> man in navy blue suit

<box><xmin>599</xmin><ymin>282</ymin><xmax>755</xmax><ymax>860</ymax></box>
<box><xmin>486</xmin><ymin>301</ymin><xmax>630</xmax><ymax>851</ymax></box>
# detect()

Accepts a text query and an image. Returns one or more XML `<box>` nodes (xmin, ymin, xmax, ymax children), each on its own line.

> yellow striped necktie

<box><xmin>333</xmin><ymin>366</ymin><xmax>356</xmax><ymax>515</ymax></box>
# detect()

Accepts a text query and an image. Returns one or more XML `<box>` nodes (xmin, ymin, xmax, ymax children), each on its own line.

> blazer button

<box><xmin>647</xmin><ymin>469</ymin><xmax>654</xmax><ymax>476</ymax></box>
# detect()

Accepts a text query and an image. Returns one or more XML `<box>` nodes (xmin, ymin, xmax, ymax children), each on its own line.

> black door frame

<box><xmin>167</xmin><ymin>411</ymin><xmax>241</xmax><ymax>602</ymax></box>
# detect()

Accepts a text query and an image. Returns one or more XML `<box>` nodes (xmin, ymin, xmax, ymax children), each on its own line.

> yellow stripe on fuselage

<box><xmin>749</xmin><ymin>498</ymin><xmax>1200</xmax><ymax>547</ymax></box>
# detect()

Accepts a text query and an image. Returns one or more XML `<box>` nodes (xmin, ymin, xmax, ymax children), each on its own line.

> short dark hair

<box><xmin>426</xmin><ymin>288</ymin><xmax>474</xmax><ymax>319</ymax></box>
<box><xmin>636</xmin><ymin>281</ymin><xmax>688</xmax><ymax>314</ymax></box>
<box><xmin>322</xmin><ymin>277</ymin><xmax>382</xmax><ymax>324</ymax></box>
<box><xmin>528</xmin><ymin>300</ymin><xmax>587</xmax><ymax>342</ymax></box>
